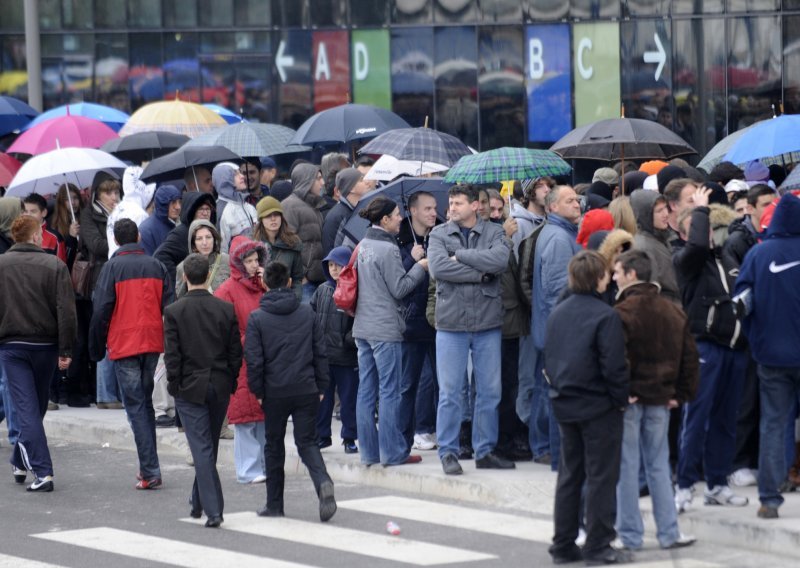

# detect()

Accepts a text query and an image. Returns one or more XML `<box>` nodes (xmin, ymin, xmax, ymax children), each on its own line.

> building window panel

<box><xmin>391</xmin><ymin>27</ymin><xmax>434</xmax><ymax>130</ymax></box>
<box><xmin>434</xmin><ymin>26</ymin><xmax>479</xmax><ymax>149</ymax></box>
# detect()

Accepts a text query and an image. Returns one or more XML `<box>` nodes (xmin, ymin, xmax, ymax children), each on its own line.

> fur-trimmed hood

<box><xmin>597</xmin><ymin>229</ymin><xmax>634</xmax><ymax>265</ymax></box>
<box><xmin>228</xmin><ymin>235</ymin><xmax>268</xmax><ymax>282</ymax></box>
<box><xmin>709</xmin><ymin>203</ymin><xmax>740</xmax><ymax>247</ymax></box>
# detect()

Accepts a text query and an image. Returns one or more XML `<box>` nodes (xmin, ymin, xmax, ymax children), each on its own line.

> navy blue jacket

<box><xmin>139</xmin><ymin>185</ymin><xmax>181</xmax><ymax>256</ymax></box>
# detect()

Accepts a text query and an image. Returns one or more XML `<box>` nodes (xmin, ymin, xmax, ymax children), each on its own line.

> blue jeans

<box><xmin>233</xmin><ymin>421</ymin><xmax>265</xmax><ymax>483</ymax></box>
<box><xmin>436</xmin><ymin>328</ymin><xmax>502</xmax><ymax>460</ymax></box>
<box><xmin>757</xmin><ymin>365</ymin><xmax>800</xmax><ymax>509</ymax></box>
<box><xmin>96</xmin><ymin>352</ymin><xmax>119</xmax><ymax>403</ymax></box>
<box><xmin>115</xmin><ymin>354</ymin><xmax>161</xmax><ymax>480</ymax></box>
<box><xmin>528</xmin><ymin>346</ymin><xmax>550</xmax><ymax>458</ymax></box>
<box><xmin>0</xmin><ymin>362</ymin><xmax>19</xmax><ymax>445</ymax></box>
<box><xmin>617</xmin><ymin>404</ymin><xmax>681</xmax><ymax>549</ymax></box>
<box><xmin>317</xmin><ymin>364</ymin><xmax>359</xmax><ymax>441</ymax></box>
<box><xmin>355</xmin><ymin>339</ymin><xmax>407</xmax><ymax>465</ymax></box>
<box><xmin>677</xmin><ymin>341</ymin><xmax>747</xmax><ymax>489</ymax></box>
<box><xmin>400</xmin><ymin>342</ymin><xmax>437</xmax><ymax>449</ymax></box>
<box><xmin>301</xmin><ymin>282</ymin><xmax>318</xmax><ymax>304</ymax></box>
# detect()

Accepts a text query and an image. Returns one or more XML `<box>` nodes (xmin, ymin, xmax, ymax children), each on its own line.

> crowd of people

<box><xmin>0</xmin><ymin>151</ymin><xmax>799</xmax><ymax>565</ymax></box>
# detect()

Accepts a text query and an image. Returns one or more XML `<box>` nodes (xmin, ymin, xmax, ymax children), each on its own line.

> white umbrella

<box><xmin>365</xmin><ymin>154</ymin><xmax>448</xmax><ymax>182</ymax></box>
<box><xmin>7</xmin><ymin>147</ymin><xmax>127</xmax><ymax>221</ymax></box>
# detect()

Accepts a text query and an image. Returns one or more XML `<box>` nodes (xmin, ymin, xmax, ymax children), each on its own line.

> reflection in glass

<box><xmin>434</xmin><ymin>0</ymin><xmax>479</xmax><ymax>23</ymax></box>
<box><xmin>41</xmin><ymin>34</ymin><xmax>94</xmax><ymax>107</ymax></box>
<box><xmin>164</xmin><ymin>0</ymin><xmax>198</xmax><ymax>27</ymax></box>
<box><xmin>200</xmin><ymin>60</ymin><xmax>237</xmax><ymax>110</ymax></box>
<box><xmin>62</xmin><ymin>0</ymin><xmax>93</xmax><ymax>29</ymax></box>
<box><xmin>672</xmin><ymin>18</ymin><xmax>726</xmax><ymax>156</ymax></box>
<box><xmin>164</xmin><ymin>33</ymin><xmax>199</xmax><ymax>102</ymax></box>
<box><xmin>39</xmin><ymin>0</ymin><xmax>61</xmax><ymax>30</ymax></box>
<box><xmin>199</xmin><ymin>0</ymin><xmax>234</xmax><ymax>27</ymax></box>
<box><xmin>128</xmin><ymin>0</ymin><xmax>162</xmax><ymax>27</ymax></box>
<box><xmin>522</xmin><ymin>0</ymin><xmax>567</xmax><ymax>21</ymax></box>
<box><xmin>95</xmin><ymin>0</ymin><xmax>126</xmax><ymax>28</ymax></box>
<box><xmin>620</xmin><ymin>20</ymin><xmax>672</xmax><ymax>127</ymax></box>
<box><xmin>274</xmin><ymin>31</ymin><xmax>312</xmax><ymax>130</ymax></box>
<box><xmin>670</xmin><ymin>0</ymin><xmax>723</xmax><ymax>13</ymax></box>
<box><xmin>0</xmin><ymin>36</ymin><xmax>27</xmax><ymax>99</ymax></box>
<box><xmin>129</xmin><ymin>33</ymin><xmax>163</xmax><ymax>108</ymax></box>
<box><xmin>570</xmin><ymin>0</ymin><xmax>619</xmax><ymax>19</ymax></box>
<box><xmin>727</xmin><ymin>16</ymin><xmax>781</xmax><ymax>134</ymax></box>
<box><xmin>478</xmin><ymin>26</ymin><xmax>524</xmax><ymax>149</ymax></box>
<box><xmin>393</xmin><ymin>0</ymin><xmax>432</xmax><ymax>24</ymax></box>
<box><xmin>391</xmin><ymin>28</ymin><xmax>435</xmax><ymax>129</ymax></box>
<box><xmin>481</xmin><ymin>0</ymin><xmax>522</xmax><ymax>22</ymax></box>
<box><xmin>784</xmin><ymin>16</ymin><xmax>800</xmax><ymax>115</ymax></box>
<box><xmin>434</xmin><ymin>26</ymin><xmax>478</xmax><ymax>149</ymax></box>
<box><xmin>310</xmin><ymin>0</ymin><xmax>347</xmax><ymax>27</ymax></box>
<box><xmin>350</xmin><ymin>0</ymin><xmax>388</xmax><ymax>26</ymax></box>
<box><xmin>200</xmin><ymin>32</ymin><xmax>236</xmax><ymax>54</ymax></box>
<box><xmin>727</xmin><ymin>0</ymin><xmax>779</xmax><ymax>11</ymax></box>
<box><xmin>235</xmin><ymin>0</ymin><xmax>271</xmax><ymax>26</ymax></box>
<box><xmin>273</xmin><ymin>0</ymin><xmax>306</xmax><ymax>28</ymax></box>
<box><xmin>0</xmin><ymin>1</ymin><xmax>24</xmax><ymax>30</ymax></box>
<box><xmin>95</xmin><ymin>33</ymin><xmax>130</xmax><ymax>111</ymax></box>
<box><xmin>237</xmin><ymin>61</ymin><xmax>272</xmax><ymax>123</ymax></box>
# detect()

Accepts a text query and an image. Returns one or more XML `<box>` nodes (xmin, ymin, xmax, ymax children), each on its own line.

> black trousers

<box><xmin>551</xmin><ymin>408</ymin><xmax>623</xmax><ymax>558</ymax></box>
<box><xmin>175</xmin><ymin>384</ymin><xmax>229</xmax><ymax>518</ymax></box>
<box><xmin>264</xmin><ymin>393</ymin><xmax>332</xmax><ymax>513</ymax></box>
<box><xmin>733</xmin><ymin>357</ymin><xmax>760</xmax><ymax>470</ymax></box>
<box><xmin>497</xmin><ymin>337</ymin><xmax>523</xmax><ymax>453</ymax></box>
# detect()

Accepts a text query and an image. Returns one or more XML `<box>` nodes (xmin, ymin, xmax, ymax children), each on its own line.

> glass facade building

<box><xmin>0</xmin><ymin>0</ymin><xmax>796</xmax><ymax>155</ymax></box>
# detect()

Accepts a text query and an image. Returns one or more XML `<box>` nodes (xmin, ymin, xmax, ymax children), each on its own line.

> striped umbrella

<box><xmin>444</xmin><ymin>147</ymin><xmax>571</xmax><ymax>184</ymax></box>
<box><xmin>359</xmin><ymin>127</ymin><xmax>472</xmax><ymax>167</ymax></box>
<box><xmin>185</xmin><ymin>122</ymin><xmax>309</xmax><ymax>157</ymax></box>
<box><xmin>120</xmin><ymin>99</ymin><xmax>227</xmax><ymax>138</ymax></box>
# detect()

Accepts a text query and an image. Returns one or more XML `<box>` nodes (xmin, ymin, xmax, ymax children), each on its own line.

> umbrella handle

<box><xmin>64</xmin><ymin>174</ymin><xmax>77</xmax><ymax>224</ymax></box>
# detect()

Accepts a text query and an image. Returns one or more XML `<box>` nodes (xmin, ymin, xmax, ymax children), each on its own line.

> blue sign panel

<box><xmin>526</xmin><ymin>24</ymin><xmax>572</xmax><ymax>143</ymax></box>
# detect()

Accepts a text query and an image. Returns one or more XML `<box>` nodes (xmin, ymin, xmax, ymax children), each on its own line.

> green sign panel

<box><xmin>351</xmin><ymin>30</ymin><xmax>391</xmax><ymax>109</ymax></box>
<box><xmin>573</xmin><ymin>22</ymin><xmax>621</xmax><ymax>126</ymax></box>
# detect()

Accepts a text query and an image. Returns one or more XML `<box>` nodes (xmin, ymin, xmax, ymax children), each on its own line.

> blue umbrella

<box><xmin>289</xmin><ymin>103</ymin><xmax>411</xmax><ymax>146</ymax></box>
<box><xmin>0</xmin><ymin>95</ymin><xmax>39</xmax><ymax>136</ymax></box>
<box><xmin>23</xmin><ymin>102</ymin><xmax>130</xmax><ymax>132</ymax></box>
<box><xmin>723</xmin><ymin>115</ymin><xmax>800</xmax><ymax>165</ymax></box>
<box><xmin>203</xmin><ymin>103</ymin><xmax>244</xmax><ymax>125</ymax></box>
<box><xmin>342</xmin><ymin>177</ymin><xmax>451</xmax><ymax>243</ymax></box>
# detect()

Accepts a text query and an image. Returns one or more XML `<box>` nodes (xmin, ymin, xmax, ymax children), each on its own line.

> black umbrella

<box><xmin>100</xmin><ymin>131</ymin><xmax>191</xmax><ymax>163</ymax></box>
<box><xmin>140</xmin><ymin>145</ymin><xmax>241</xmax><ymax>183</ymax></box>
<box><xmin>550</xmin><ymin>118</ymin><xmax>696</xmax><ymax>162</ymax></box>
<box><xmin>289</xmin><ymin>103</ymin><xmax>411</xmax><ymax>146</ymax></box>
<box><xmin>342</xmin><ymin>177</ymin><xmax>451</xmax><ymax>243</ymax></box>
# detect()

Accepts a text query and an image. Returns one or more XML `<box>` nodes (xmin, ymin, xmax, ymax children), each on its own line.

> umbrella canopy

<box><xmin>203</xmin><ymin>103</ymin><xmax>244</xmax><ymax>125</ymax></box>
<box><xmin>359</xmin><ymin>127</ymin><xmax>472</xmax><ymax>167</ymax></box>
<box><xmin>779</xmin><ymin>166</ymin><xmax>800</xmax><ymax>193</ymax></box>
<box><xmin>7</xmin><ymin>115</ymin><xmax>119</xmax><ymax>155</ymax></box>
<box><xmin>444</xmin><ymin>147</ymin><xmax>571</xmax><ymax>184</ymax></box>
<box><xmin>100</xmin><ymin>130</ymin><xmax>190</xmax><ymax>163</ymax></box>
<box><xmin>24</xmin><ymin>103</ymin><xmax>130</xmax><ymax>132</ymax></box>
<box><xmin>697</xmin><ymin>122</ymin><xmax>762</xmax><ymax>173</ymax></box>
<box><xmin>0</xmin><ymin>95</ymin><xmax>39</xmax><ymax>136</ymax></box>
<box><xmin>365</xmin><ymin>154</ymin><xmax>449</xmax><ymax>182</ymax></box>
<box><xmin>185</xmin><ymin>122</ymin><xmax>309</xmax><ymax>157</ymax></box>
<box><xmin>342</xmin><ymin>177</ymin><xmax>451</xmax><ymax>243</ymax></box>
<box><xmin>6</xmin><ymin>147</ymin><xmax>126</xmax><ymax>197</ymax></box>
<box><xmin>723</xmin><ymin>115</ymin><xmax>800</xmax><ymax>166</ymax></box>
<box><xmin>550</xmin><ymin>118</ymin><xmax>696</xmax><ymax>161</ymax></box>
<box><xmin>289</xmin><ymin>103</ymin><xmax>411</xmax><ymax>146</ymax></box>
<box><xmin>0</xmin><ymin>153</ymin><xmax>22</xmax><ymax>187</ymax></box>
<box><xmin>141</xmin><ymin>145</ymin><xmax>240</xmax><ymax>183</ymax></box>
<box><xmin>119</xmin><ymin>99</ymin><xmax>227</xmax><ymax>138</ymax></box>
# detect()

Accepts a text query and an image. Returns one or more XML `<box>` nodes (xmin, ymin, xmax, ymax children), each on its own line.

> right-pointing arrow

<box><xmin>643</xmin><ymin>33</ymin><xmax>666</xmax><ymax>82</ymax></box>
<box><xmin>276</xmin><ymin>40</ymin><xmax>295</xmax><ymax>83</ymax></box>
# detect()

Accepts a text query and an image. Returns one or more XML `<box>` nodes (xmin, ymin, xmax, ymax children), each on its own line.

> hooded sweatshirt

<box><xmin>281</xmin><ymin>163</ymin><xmax>326</xmax><ymax>283</ymax></box>
<box><xmin>0</xmin><ymin>197</ymin><xmax>22</xmax><ymax>254</ymax></box>
<box><xmin>107</xmin><ymin>166</ymin><xmax>157</xmax><ymax>258</ymax></box>
<box><xmin>174</xmin><ymin>219</ymin><xmax>230</xmax><ymax>298</ymax></box>
<box><xmin>139</xmin><ymin>184</ymin><xmax>182</xmax><ymax>256</ymax></box>
<box><xmin>630</xmin><ymin>189</ymin><xmax>681</xmax><ymax>304</ymax></box>
<box><xmin>214</xmin><ymin>163</ymin><xmax>257</xmax><ymax>254</ymax></box>
<box><xmin>510</xmin><ymin>200</ymin><xmax>545</xmax><ymax>255</ymax></box>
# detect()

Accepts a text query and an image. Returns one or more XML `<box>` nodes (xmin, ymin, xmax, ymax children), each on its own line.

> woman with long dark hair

<box><xmin>252</xmin><ymin>196</ymin><xmax>303</xmax><ymax>300</ymax></box>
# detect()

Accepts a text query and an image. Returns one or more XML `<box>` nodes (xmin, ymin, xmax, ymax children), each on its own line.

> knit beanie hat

<box><xmin>587</xmin><ymin>180</ymin><xmax>613</xmax><ymax>202</ymax></box>
<box><xmin>744</xmin><ymin>160</ymin><xmax>770</xmax><ymax>183</ymax></box>
<box><xmin>657</xmin><ymin>165</ymin><xmax>686</xmax><ymax>193</ymax></box>
<box><xmin>639</xmin><ymin>160</ymin><xmax>669</xmax><ymax>176</ymax></box>
<box><xmin>577</xmin><ymin>209</ymin><xmax>615</xmax><ymax>248</ymax></box>
<box><xmin>270</xmin><ymin>180</ymin><xmax>293</xmax><ymax>201</ymax></box>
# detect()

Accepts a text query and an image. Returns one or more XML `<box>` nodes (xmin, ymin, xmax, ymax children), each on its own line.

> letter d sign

<box><xmin>354</xmin><ymin>42</ymin><xmax>369</xmax><ymax>81</ymax></box>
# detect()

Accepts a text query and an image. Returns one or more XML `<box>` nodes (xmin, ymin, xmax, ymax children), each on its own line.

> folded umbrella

<box><xmin>185</xmin><ymin>122</ymin><xmax>309</xmax><ymax>157</ymax></box>
<box><xmin>364</xmin><ymin>154</ymin><xmax>449</xmax><ymax>182</ymax></box>
<box><xmin>289</xmin><ymin>103</ymin><xmax>410</xmax><ymax>146</ymax></box>
<box><xmin>444</xmin><ymin>147</ymin><xmax>571</xmax><ymax>184</ymax></box>
<box><xmin>7</xmin><ymin>115</ymin><xmax>119</xmax><ymax>156</ymax></box>
<box><xmin>141</xmin><ymin>145</ymin><xmax>241</xmax><ymax>183</ymax></box>
<box><xmin>24</xmin><ymin>103</ymin><xmax>130</xmax><ymax>132</ymax></box>
<box><xmin>359</xmin><ymin>127</ymin><xmax>471</xmax><ymax>167</ymax></box>
<box><xmin>100</xmin><ymin>131</ymin><xmax>190</xmax><ymax>163</ymax></box>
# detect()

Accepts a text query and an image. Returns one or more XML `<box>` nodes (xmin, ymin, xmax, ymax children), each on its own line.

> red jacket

<box><xmin>42</xmin><ymin>222</ymin><xmax>67</xmax><ymax>264</ymax></box>
<box><xmin>89</xmin><ymin>243</ymin><xmax>172</xmax><ymax>361</ymax></box>
<box><xmin>214</xmin><ymin>236</ymin><xmax>267</xmax><ymax>424</ymax></box>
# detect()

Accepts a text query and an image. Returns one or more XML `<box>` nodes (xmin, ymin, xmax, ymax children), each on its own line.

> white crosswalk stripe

<box><xmin>0</xmin><ymin>553</ymin><xmax>68</xmax><ymax>568</ymax></box>
<box><xmin>180</xmin><ymin>513</ymin><xmax>496</xmax><ymax>565</ymax></box>
<box><xmin>625</xmin><ymin>561</ymin><xmax>720</xmax><ymax>568</ymax></box>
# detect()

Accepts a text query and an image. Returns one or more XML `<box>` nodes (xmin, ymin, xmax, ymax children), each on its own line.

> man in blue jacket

<box><xmin>139</xmin><ymin>185</ymin><xmax>182</xmax><ymax>256</ymax></box>
<box><xmin>735</xmin><ymin>192</ymin><xmax>800</xmax><ymax>519</ymax></box>
<box><xmin>529</xmin><ymin>185</ymin><xmax>582</xmax><ymax>468</ymax></box>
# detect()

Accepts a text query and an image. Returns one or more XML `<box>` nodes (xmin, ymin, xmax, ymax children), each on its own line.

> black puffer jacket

<box><xmin>245</xmin><ymin>287</ymin><xmax>329</xmax><ymax>399</ymax></box>
<box><xmin>310</xmin><ymin>281</ymin><xmax>357</xmax><ymax>367</ymax></box>
<box><xmin>673</xmin><ymin>206</ymin><xmax>746</xmax><ymax>350</ymax></box>
<box><xmin>722</xmin><ymin>216</ymin><xmax>758</xmax><ymax>269</ymax></box>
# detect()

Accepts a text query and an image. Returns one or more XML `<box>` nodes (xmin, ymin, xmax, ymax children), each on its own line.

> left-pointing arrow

<box><xmin>276</xmin><ymin>40</ymin><xmax>295</xmax><ymax>83</ymax></box>
<box><xmin>643</xmin><ymin>33</ymin><xmax>666</xmax><ymax>82</ymax></box>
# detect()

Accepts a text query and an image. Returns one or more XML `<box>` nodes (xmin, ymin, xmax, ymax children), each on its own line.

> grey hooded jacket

<box><xmin>630</xmin><ymin>189</ymin><xmax>681</xmax><ymax>304</ymax></box>
<box><xmin>214</xmin><ymin>163</ymin><xmax>256</xmax><ymax>254</ymax></box>
<box><xmin>352</xmin><ymin>227</ymin><xmax>427</xmax><ymax>343</ymax></box>
<box><xmin>282</xmin><ymin>163</ymin><xmax>326</xmax><ymax>283</ymax></box>
<box><xmin>175</xmin><ymin>220</ymin><xmax>231</xmax><ymax>298</ymax></box>
<box><xmin>428</xmin><ymin>218</ymin><xmax>511</xmax><ymax>332</ymax></box>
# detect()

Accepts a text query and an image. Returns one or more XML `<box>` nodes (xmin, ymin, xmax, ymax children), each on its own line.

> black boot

<box><xmin>458</xmin><ymin>421</ymin><xmax>473</xmax><ymax>460</ymax></box>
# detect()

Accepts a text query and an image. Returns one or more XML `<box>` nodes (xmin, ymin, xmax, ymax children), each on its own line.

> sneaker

<box><xmin>219</xmin><ymin>427</ymin><xmax>234</xmax><ymax>440</ymax></box>
<box><xmin>27</xmin><ymin>476</ymin><xmax>54</xmax><ymax>492</ymax></box>
<box><xmin>704</xmin><ymin>485</ymin><xmax>748</xmax><ymax>507</ymax></box>
<box><xmin>412</xmin><ymin>433</ymin><xmax>437</xmax><ymax>451</ymax></box>
<box><xmin>318</xmin><ymin>436</ymin><xmax>332</xmax><ymax>449</ymax></box>
<box><xmin>729</xmin><ymin>467</ymin><xmax>757</xmax><ymax>487</ymax></box>
<box><xmin>757</xmin><ymin>505</ymin><xmax>779</xmax><ymax>519</ymax></box>
<box><xmin>342</xmin><ymin>439</ymin><xmax>358</xmax><ymax>454</ymax></box>
<box><xmin>441</xmin><ymin>453</ymin><xmax>463</xmax><ymax>475</ymax></box>
<box><xmin>575</xmin><ymin>528</ymin><xmax>587</xmax><ymax>547</ymax></box>
<box><xmin>135</xmin><ymin>477</ymin><xmax>162</xmax><ymax>490</ymax></box>
<box><xmin>13</xmin><ymin>466</ymin><xmax>27</xmax><ymax>484</ymax></box>
<box><xmin>250</xmin><ymin>474</ymin><xmax>267</xmax><ymax>484</ymax></box>
<box><xmin>675</xmin><ymin>486</ymin><xmax>694</xmax><ymax>514</ymax></box>
<box><xmin>663</xmin><ymin>533</ymin><xmax>696</xmax><ymax>549</ymax></box>
<box><xmin>155</xmin><ymin>415</ymin><xmax>175</xmax><ymax>428</ymax></box>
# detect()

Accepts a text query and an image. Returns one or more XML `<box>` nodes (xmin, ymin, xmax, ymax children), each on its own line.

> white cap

<box><xmin>725</xmin><ymin>179</ymin><xmax>750</xmax><ymax>194</ymax></box>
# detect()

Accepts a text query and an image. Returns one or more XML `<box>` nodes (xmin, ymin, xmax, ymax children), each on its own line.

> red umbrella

<box><xmin>0</xmin><ymin>153</ymin><xmax>22</xmax><ymax>186</ymax></box>
<box><xmin>7</xmin><ymin>115</ymin><xmax>119</xmax><ymax>156</ymax></box>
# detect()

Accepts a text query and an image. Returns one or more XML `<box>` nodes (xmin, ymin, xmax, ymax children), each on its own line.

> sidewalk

<box><xmin>17</xmin><ymin>407</ymin><xmax>800</xmax><ymax>559</ymax></box>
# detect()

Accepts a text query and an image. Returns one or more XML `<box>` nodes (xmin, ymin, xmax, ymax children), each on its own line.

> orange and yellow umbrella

<box><xmin>120</xmin><ymin>98</ymin><xmax>226</xmax><ymax>138</ymax></box>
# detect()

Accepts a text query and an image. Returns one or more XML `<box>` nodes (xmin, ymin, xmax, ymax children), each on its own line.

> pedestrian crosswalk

<box><xmin>24</xmin><ymin>497</ymin><xmax>728</xmax><ymax>568</ymax></box>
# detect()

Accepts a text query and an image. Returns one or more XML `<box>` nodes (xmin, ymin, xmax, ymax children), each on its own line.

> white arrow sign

<box><xmin>643</xmin><ymin>33</ymin><xmax>666</xmax><ymax>82</ymax></box>
<box><xmin>276</xmin><ymin>40</ymin><xmax>295</xmax><ymax>83</ymax></box>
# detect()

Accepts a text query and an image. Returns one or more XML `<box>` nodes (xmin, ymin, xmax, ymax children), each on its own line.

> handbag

<box><xmin>71</xmin><ymin>250</ymin><xmax>95</xmax><ymax>299</ymax></box>
<box><xmin>333</xmin><ymin>244</ymin><xmax>360</xmax><ymax>316</ymax></box>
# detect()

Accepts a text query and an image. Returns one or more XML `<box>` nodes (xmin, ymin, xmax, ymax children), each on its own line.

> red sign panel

<box><xmin>312</xmin><ymin>31</ymin><xmax>351</xmax><ymax>113</ymax></box>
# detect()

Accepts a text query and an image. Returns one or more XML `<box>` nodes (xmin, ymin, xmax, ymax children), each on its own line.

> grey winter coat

<box><xmin>428</xmin><ymin>218</ymin><xmax>510</xmax><ymax>332</ymax></box>
<box><xmin>352</xmin><ymin>227</ymin><xmax>427</xmax><ymax>343</ymax></box>
<box><xmin>282</xmin><ymin>164</ymin><xmax>326</xmax><ymax>283</ymax></box>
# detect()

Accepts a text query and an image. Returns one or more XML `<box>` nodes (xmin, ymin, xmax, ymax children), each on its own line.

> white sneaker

<box><xmin>704</xmin><ymin>485</ymin><xmax>749</xmax><ymax>507</ymax></box>
<box><xmin>250</xmin><ymin>474</ymin><xmax>267</xmax><ymax>484</ymax></box>
<box><xmin>729</xmin><ymin>468</ymin><xmax>757</xmax><ymax>487</ymax></box>
<box><xmin>412</xmin><ymin>433</ymin><xmax>437</xmax><ymax>451</ymax></box>
<box><xmin>675</xmin><ymin>486</ymin><xmax>694</xmax><ymax>514</ymax></box>
<box><xmin>575</xmin><ymin>528</ymin><xmax>587</xmax><ymax>547</ymax></box>
<box><xmin>663</xmin><ymin>532</ymin><xmax>696</xmax><ymax>549</ymax></box>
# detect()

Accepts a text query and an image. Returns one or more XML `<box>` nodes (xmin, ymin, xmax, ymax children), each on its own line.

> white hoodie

<box><xmin>107</xmin><ymin>166</ymin><xmax>156</xmax><ymax>258</ymax></box>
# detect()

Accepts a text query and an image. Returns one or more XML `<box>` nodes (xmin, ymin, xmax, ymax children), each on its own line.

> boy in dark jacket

<box><xmin>545</xmin><ymin>250</ymin><xmax>630</xmax><ymax>566</ymax></box>
<box><xmin>312</xmin><ymin>246</ymin><xmax>359</xmax><ymax>454</ymax></box>
<box><xmin>245</xmin><ymin>261</ymin><xmax>336</xmax><ymax>522</ymax></box>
